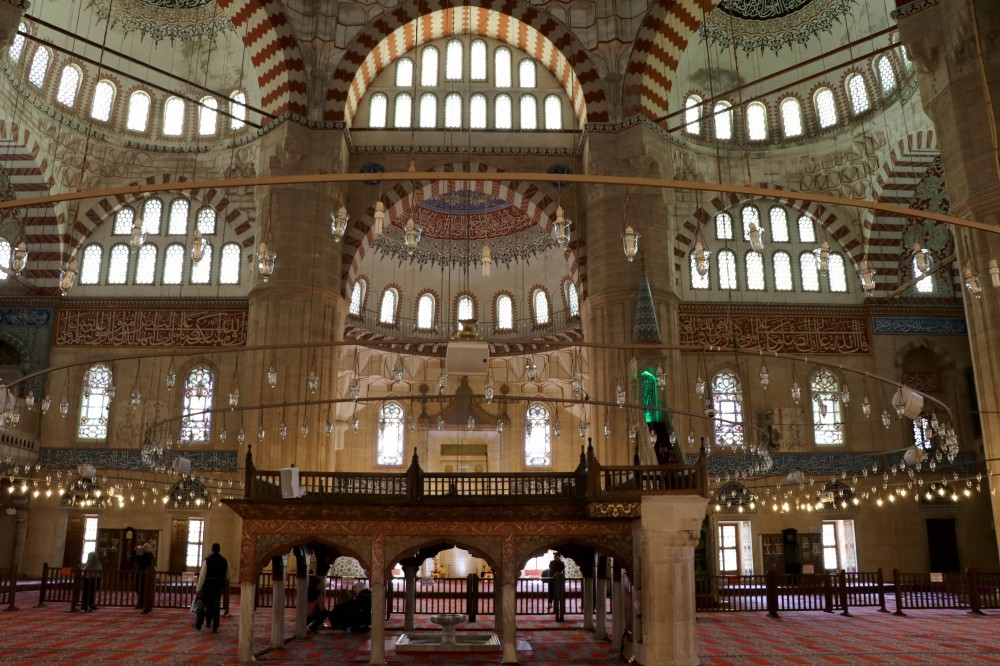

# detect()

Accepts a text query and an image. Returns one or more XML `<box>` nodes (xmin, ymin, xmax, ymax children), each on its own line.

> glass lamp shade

<box><xmin>656</xmin><ymin>366</ymin><xmax>667</xmax><ymax>388</ymax></box>
<box><xmin>759</xmin><ymin>361</ymin><xmax>769</xmax><ymax>389</ymax></box>
<box><xmin>913</xmin><ymin>243</ymin><xmax>929</xmax><ymax>274</ymax></box>
<box><xmin>58</xmin><ymin>260</ymin><xmax>79</xmax><ymax>296</ymax></box>
<box><xmin>615</xmin><ymin>384</ymin><xmax>626</xmax><ymax>407</ymax></box>
<box><xmin>267</xmin><ymin>366</ymin><xmax>278</xmax><ymax>388</ymax></box>
<box><xmin>857</xmin><ymin>257</ymin><xmax>876</xmax><ymax>293</ymax></box>
<box><xmin>695</xmin><ymin>376</ymin><xmax>706</xmax><ymax>397</ymax></box>
<box><xmin>41</xmin><ymin>395</ymin><xmax>52</xmax><ymax>414</ymax></box>
<box><xmin>228</xmin><ymin>388</ymin><xmax>239</xmax><ymax>408</ymax></box>
<box><xmin>747</xmin><ymin>223</ymin><xmax>764</xmax><ymax>253</ymax></box>
<box><xmin>816</xmin><ymin>240</ymin><xmax>830</xmax><ymax>272</ymax></box>
<box><xmin>190</xmin><ymin>229</ymin><xmax>206</xmax><ymax>264</ymax></box>
<box><xmin>964</xmin><ymin>261</ymin><xmax>983</xmax><ymax>298</ymax></box>
<box><xmin>373</xmin><ymin>201</ymin><xmax>385</xmax><ymax>235</ymax></box>
<box><xmin>790</xmin><ymin>381</ymin><xmax>801</xmax><ymax>404</ymax></box>
<box><xmin>988</xmin><ymin>259</ymin><xmax>1000</xmax><ymax>287</ymax></box>
<box><xmin>622</xmin><ymin>226</ymin><xmax>640</xmax><ymax>261</ymax></box>
<box><xmin>403</xmin><ymin>218</ymin><xmax>422</xmax><ymax>256</ymax></box>
<box><xmin>694</xmin><ymin>241</ymin><xmax>710</xmax><ymax>276</ymax></box>
<box><xmin>12</xmin><ymin>241</ymin><xmax>28</xmax><ymax>275</ymax></box>
<box><xmin>481</xmin><ymin>245</ymin><xmax>491</xmax><ymax>276</ymax></box>
<box><xmin>484</xmin><ymin>382</ymin><xmax>495</xmax><ymax>402</ymax></box>
<box><xmin>571</xmin><ymin>375</ymin><xmax>583</xmax><ymax>395</ymax></box>
<box><xmin>392</xmin><ymin>363</ymin><xmax>404</xmax><ymax>383</ymax></box>
<box><xmin>554</xmin><ymin>206</ymin><xmax>572</xmax><ymax>250</ymax></box>
<box><xmin>841</xmin><ymin>384</ymin><xmax>851</xmax><ymax>405</ymax></box>
<box><xmin>861</xmin><ymin>395</ymin><xmax>871</xmax><ymax>418</ymax></box>
<box><xmin>129</xmin><ymin>219</ymin><xmax>147</xmax><ymax>250</ymax></box>
<box><xmin>257</xmin><ymin>242</ymin><xmax>276</xmax><ymax>282</ymax></box>
<box><xmin>307</xmin><ymin>370</ymin><xmax>319</xmax><ymax>394</ymax></box>
<box><xmin>331</xmin><ymin>207</ymin><xmax>349</xmax><ymax>242</ymax></box>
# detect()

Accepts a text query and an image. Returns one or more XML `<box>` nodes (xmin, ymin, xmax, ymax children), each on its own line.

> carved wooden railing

<box><xmin>242</xmin><ymin>441</ymin><xmax>708</xmax><ymax>504</ymax></box>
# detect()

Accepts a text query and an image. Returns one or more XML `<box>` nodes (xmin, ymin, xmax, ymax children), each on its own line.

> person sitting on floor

<box><xmin>325</xmin><ymin>582</ymin><xmax>372</xmax><ymax>632</ymax></box>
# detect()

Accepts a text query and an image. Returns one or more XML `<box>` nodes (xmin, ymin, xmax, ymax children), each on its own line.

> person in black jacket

<box><xmin>194</xmin><ymin>543</ymin><xmax>229</xmax><ymax>633</ymax></box>
<box><xmin>130</xmin><ymin>542</ymin><xmax>155</xmax><ymax>608</ymax></box>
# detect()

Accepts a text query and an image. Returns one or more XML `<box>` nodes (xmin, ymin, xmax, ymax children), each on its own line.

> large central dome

<box><xmin>407</xmin><ymin>191</ymin><xmax>533</xmax><ymax>241</ymax></box>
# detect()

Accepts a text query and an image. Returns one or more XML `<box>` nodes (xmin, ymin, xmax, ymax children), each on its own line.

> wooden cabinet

<box><xmin>761</xmin><ymin>534</ymin><xmax>784</xmax><ymax>573</ymax></box>
<box><xmin>761</xmin><ymin>532</ymin><xmax>823</xmax><ymax>574</ymax></box>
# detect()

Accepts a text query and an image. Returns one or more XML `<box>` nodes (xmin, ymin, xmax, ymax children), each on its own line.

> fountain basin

<box><xmin>395</xmin><ymin>614</ymin><xmax>501</xmax><ymax>653</ymax></box>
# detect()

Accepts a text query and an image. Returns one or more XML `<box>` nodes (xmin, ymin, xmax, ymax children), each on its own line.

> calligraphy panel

<box><xmin>679</xmin><ymin>305</ymin><xmax>870</xmax><ymax>354</ymax></box>
<box><xmin>55</xmin><ymin>308</ymin><xmax>246</xmax><ymax>347</ymax></box>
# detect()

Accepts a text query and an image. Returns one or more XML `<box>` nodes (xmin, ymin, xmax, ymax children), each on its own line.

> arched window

<box><xmin>520</xmin><ymin>95</ymin><xmax>537</xmax><ymax>130</ymax></box>
<box><xmin>773</xmin><ymin>251</ymin><xmax>793</xmax><ymax>290</ymax></box>
<box><xmin>532</xmin><ymin>289</ymin><xmax>550</xmax><ymax>325</ymax></box>
<box><xmin>800</xmin><ymin>251</ymin><xmax>820</xmax><ymax>291</ymax></box>
<box><xmin>419</xmin><ymin>92</ymin><xmax>437</xmax><ymax>128</ymax></box>
<box><xmin>376</xmin><ymin>402</ymin><xmax>406</xmax><ymax>466</ymax></box>
<box><xmin>444</xmin><ymin>93</ymin><xmax>462</xmax><ymax>128</ymax></box>
<box><xmin>714</xmin><ymin>101</ymin><xmax>733</xmax><ymax>140</ymax></box>
<box><xmin>745</xmin><ymin>252</ymin><xmax>765</xmax><ymax>290</ymax></box>
<box><xmin>417</xmin><ymin>293</ymin><xmax>435</xmax><ymax>329</ymax></box>
<box><xmin>420</xmin><ymin>46</ymin><xmax>439</xmax><ymax>86</ymax></box>
<box><xmin>135</xmin><ymin>245</ymin><xmax>157</xmax><ymax>284</ymax></box>
<box><xmin>395</xmin><ymin>58</ymin><xmax>414</xmax><ymax>87</ymax></box>
<box><xmin>79</xmin><ymin>245</ymin><xmax>103</xmax><ymax>285</ymax></box>
<box><xmin>828</xmin><ymin>252</ymin><xmax>848</xmax><ymax>293</ymax></box>
<box><xmin>113</xmin><ymin>207</ymin><xmax>135</xmax><ymax>235</ymax></box>
<box><xmin>445</xmin><ymin>40</ymin><xmax>463</xmax><ymax>80</ymax></box>
<box><xmin>27</xmin><ymin>46</ymin><xmax>50</xmax><ymax>87</ymax></box>
<box><xmin>56</xmin><ymin>65</ymin><xmax>82</xmax><ymax>107</ymax></box>
<box><xmin>379</xmin><ymin>288</ymin><xmax>398</xmax><ymax>324</ymax></box>
<box><xmin>470</xmin><ymin>94</ymin><xmax>487</xmax><ymax>128</ymax></box>
<box><xmin>769</xmin><ymin>207</ymin><xmax>789</xmax><ymax>242</ymax></box>
<box><xmin>162</xmin><ymin>243</ymin><xmax>185</xmax><ymax>284</ymax></box>
<box><xmin>196</xmin><ymin>207</ymin><xmax>217</xmax><ymax>234</ymax></box>
<box><xmin>219</xmin><ymin>243</ymin><xmax>241</xmax><ymax>285</ymax></box>
<box><xmin>846</xmin><ymin>73</ymin><xmax>870</xmax><ymax>114</ymax></box>
<box><xmin>914</xmin><ymin>256</ymin><xmax>934</xmax><ymax>293</ymax></box>
<box><xmin>126</xmin><ymin>91</ymin><xmax>151</xmax><ymax>132</ymax></box>
<box><xmin>496</xmin><ymin>294</ymin><xmax>513</xmax><ymax>329</ymax></box>
<box><xmin>230</xmin><ymin>90</ymin><xmax>247</xmax><ymax>130</ymax></box>
<box><xmin>91</xmin><ymin>80</ymin><xmax>116</xmax><ymax>122</ymax></box>
<box><xmin>797</xmin><ymin>214</ymin><xmax>816</xmax><ymax>243</ymax></box>
<box><xmin>181</xmin><ymin>365</ymin><xmax>214</xmax><ymax>443</ymax></box>
<box><xmin>741</xmin><ymin>206</ymin><xmax>761</xmax><ymax>242</ymax></box>
<box><xmin>718</xmin><ymin>250</ymin><xmax>737</xmax><ymax>289</ymax></box>
<box><xmin>684</xmin><ymin>95</ymin><xmax>701</xmax><ymax>135</ymax></box>
<box><xmin>8</xmin><ymin>23</ymin><xmax>26</xmax><ymax>62</ymax></box>
<box><xmin>349</xmin><ymin>279</ymin><xmax>366</xmax><ymax>316</ymax></box>
<box><xmin>457</xmin><ymin>294</ymin><xmax>474</xmax><ymax>328</ymax></box>
<box><xmin>875</xmin><ymin>56</ymin><xmax>897</xmax><ymax>93</ymax></box>
<box><xmin>746</xmin><ymin>102</ymin><xmax>767</xmax><ymax>141</ymax></box>
<box><xmin>690</xmin><ymin>252</ymin><xmax>710</xmax><ymax>289</ymax></box>
<box><xmin>780</xmin><ymin>97</ymin><xmax>802</xmax><ymax>137</ymax></box>
<box><xmin>190</xmin><ymin>244</ymin><xmax>213</xmax><ymax>284</ymax></box>
<box><xmin>715</xmin><ymin>212</ymin><xmax>734</xmax><ymax>240</ymax></box>
<box><xmin>712</xmin><ymin>371</ymin><xmax>743</xmax><ymax>448</ymax></box>
<box><xmin>78</xmin><ymin>364</ymin><xmax>113</xmax><ymax>440</ymax></box>
<box><xmin>167</xmin><ymin>198</ymin><xmax>190</xmax><ymax>235</ymax></box>
<box><xmin>142</xmin><ymin>197</ymin><xmax>163</xmax><ymax>234</ymax></box>
<box><xmin>495</xmin><ymin>94</ymin><xmax>512</xmax><ymax>129</ymax></box>
<box><xmin>524</xmin><ymin>403</ymin><xmax>552</xmax><ymax>466</ymax></box>
<box><xmin>369</xmin><ymin>93</ymin><xmax>388</xmax><ymax>128</ymax></box>
<box><xmin>198</xmin><ymin>97</ymin><xmax>218</xmax><ymax>136</ymax></box>
<box><xmin>899</xmin><ymin>45</ymin><xmax>912</xmax><ymax>70</ymax></box>
<box><xmin>565</xmin><ymin>281</ymin><xmax>580</xmax><ymax>316</ymax></box>
<box><xmin>494</xmin><ymin>47</ymin><xmax>512</xmax><ymax>87</ymax></box>
<box><xmin>544</xmin><ymin>95</ymin><xmax>562</xmax><ymax>130</ymax></box>
<box><xmin>0</xmin><ymin>239</ymin><xmax>10</xmax><ymax>279</ymax></box>
<box><xmin>107</xmin><ymin>244</ymin><xmax>130</xmax><ymax>284</ymax></box>
<box><xmin>519</xmin><ymin>60</ymin><xmax>536</xmax><ymax>88</ymax></box>
<box><xmin>814</xmin><ymin>88</ymin><xmax>837</xmax><ymax>128</ymax></box>
<box><xmin>470</xmin><ymin>40</ymin><xmax>487</xmax><ymax>80</ymax></box>
<box><xmin>393</xmin><ymin>93</ymin><xmax>412</xmax><ymax>128</ymax></box>
<box><xmin>811</xmin><ymin>369</ymin><xmax>843</xmax><ymax>445</ymax></box>
<box><xmin>163</xmin><ymin>97</ymin><xmax>185</xmax><ymax>136</ymax></box>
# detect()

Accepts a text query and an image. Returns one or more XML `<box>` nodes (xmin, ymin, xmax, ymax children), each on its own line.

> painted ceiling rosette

<box><xmin>87</xmin><ymin>0</ymin><xmax>235</xmax><ymax>43</ymax></box>
<box><xmin>700</xmin><ymin>0</ymin><xmax>856</xmax><ymax>53</ymax></box>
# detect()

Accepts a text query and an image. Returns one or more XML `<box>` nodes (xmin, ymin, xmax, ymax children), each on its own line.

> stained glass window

<box><xmin>718</xmin><ymin>250</ymin><xmax>737</xmax><ymax>290</ymax></box>
<box><xmin>27</xmin><ymin>46</ymin><xmax>50</xmax><ymax>87</ymax></box>
<box><xmin>712</xmin><ymin>371</ymin><xmax>744</xmax><ymax>448</ymax></box>
<box><xmin>78</xmin><ymin>364</ymin><xmax>112</xmax><ymax>440</ymax></box>
<box><xmin>181</xmin><ymin>365</ymin><xmax>214</xmax><ymax>444</ymax></box>
<box><xmin>56</xmin><ymin>65</ymin><xmax>82</xmax><ymax>107</ymax></box>
<box><xmin>417</xmin><ymin>293</ymin><xmax>435</xmax><ymax>329</ymax></box>
<box><xmin>716</xmin><ymin>212</ymin><xmax>734</xmax><ymax>240</ymax></box>
<box><xmin>846</xmin><ymin>73</ymin><xmax>870</xmax><ymax>114</ymax></box>
<box><xmin>198</xmin><ymin>97</ymin><xmax>218</xmax><ymax>136</ymax></box>
<box><xmin>377</xmin><ymin>402</ymin><xmax>406</xmax><ymax>466</ymax></box>
<box><xmin>107</xmin><ymin>244</ymin><xmax>129</xmax><ymax>284</ymax></box>
<box><xmin>162</xmin><ymin>244</ymin><xmax>185</xmax><ymax>284</ymax></box>
<box><xmin>349</xmin><ymin>280</ymin><xmax>366</xmax><ymax>316</ymax></box>
<box><xmin>745</xmin><ymin>251</ymin><xmax>765</xmax><ymax>290</ymax></box>
<box><xmin>773</xmin><ymin>251</ymin><xmax>793</xmax><ymax>291</ymax></box>
<box><xmin>800</xmin><ymin>251</ymin><xmax>820</xmax><ymax>291</ymax></box>
<box><xmin>780</xmin><ymin>98</ymin><xmax>802</xmax><ymax>137</ymax></box>
<box><xmin>747</xmin><ymin>102</ymin><xmax>767</xmax><ymax>141</ymax></box>
<box><xmin>811</xmin><ymin>369</ymin><xmax>843</xmax><ymax>445</ymax></box>
<box><xmin>815</xmin><ymin>88</ymin><xmax>837</xmax><ymax>128</ymax></box>
<box><xmin>135</xmin><ymin>245</ymin><xmax>157</xmax><ymax>284</ymax></box>
<box><xmin>769</xmin><ymin>207</ymin><xmax>789</xmax><ymax>242</ymax></box>
<box><xmin>544</xmin><ymin>95</ymin><xmax>562</xmax><ymax>130</ymax></box>
<box><xmin>219</xmin><ymin>243</ymin><xmax>241</xmax><ymax>285</ymax></box>
<box><xmin>524</xmin><ymin>403</ymin><xmax>551</xmax><ymax>466</ymax></box>
<box><xmin>379</xmin><ymin>289</ymin><xmax>397</xmax><ymax>324</ymax></box>
<box><xmin>127</xmin><ymin>91</ymin><xmax>151</xmax><ymax>132</ymax></box>
<box><xmin>91</xmin><ymin>80</ymin><xmax>115</xmax><ymax>122</ymax></box>
<box><xmin>685</xmin><ymin>95</ymin><xmax>701</xmax><ymax>135</ymax></box>
<box><xmin>497</xmin><ymin>294</ymin><xmax>513</xmax><ymax>329</ymax></box>
<box><xmin>714</xmin><ymin>101</ymin><xmax>733</xmax><ymax>140</ymax></box>
<box><xmin>79</xmin><ymin>245</ymin><xmax>103</xmax><ymax>285</ymax></box>
<box><xmin>520</xmin><ymin>95</ymin><xmax>537</xmax><ymax>130</ymax></box>
<box><xmin>533</xmin><ymin>289</ymin><xmax>550</xmax><ymax>324</ymax></box>
<box><xmin>163</xmin><ymin>97</ymin><xmax>185</xmax><ymax>136</ymax></box>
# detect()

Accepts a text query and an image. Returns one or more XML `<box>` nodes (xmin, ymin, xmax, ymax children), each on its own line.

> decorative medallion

<box><xmin>373</xmin><ymin>227</ymin><xmax>557</xmax><ymax>269</ymax></box>
<box><xmin>87</xmin><ymin>0</ymin><xmax>235</xmax><ymax>43</ymax></box>
<box><xmin>701</xmin><ymin>0</ymin><xmax>856</xmax><ymax>52</ymax></box>
<box><xmin>406</xmin><ymin>190</ymin><xmax>529</xmax><ymax>240</ymax></box>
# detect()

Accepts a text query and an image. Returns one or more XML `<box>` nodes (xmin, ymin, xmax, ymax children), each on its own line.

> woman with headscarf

<box><xmin>81</xmin><ymin>551</ymin><xmax>102</xmax><ymax>611</ymax></box>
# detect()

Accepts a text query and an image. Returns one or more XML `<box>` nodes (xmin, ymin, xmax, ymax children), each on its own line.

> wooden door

<box><xmin>169</xmin><ymin>518</ymin><xmax>189</xmax><ymax>573</ymax></box>
<box><xmin>926</xmin><ymin>519</ymin><xmax>960</xmax><ymax>572</ymax></box>
<box><xmin>63</xmin><ymin>515</ymin><xmax>85</xmax><ymax>567</ymax></box>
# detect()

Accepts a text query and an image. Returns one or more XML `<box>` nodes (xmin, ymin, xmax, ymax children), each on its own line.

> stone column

<box><xmin>0</xmin><ymin>1</ymin><xmax>26</xmax><ymax>52</ymax></box>
<box><xmin>594</xmin><ymin>556</ymin><xmax>608</xmax><ymax>640</ymax></box>
<box><xmin>369</xmin><ymin>580</ymin><xmax>387</xmax><ymax>665</ymax></box>
<box><xmin>294</xmin><ymin>555</ymin><xmax>308</xmax><ymax>637</ymax></box>
<box><xmin>632</xmin><ymin>495</ymin><xmax>707</xmax><ymax>666</ymax></box>
<box><xmin>580</xmin><ymin>125</ymin><xmax>680</xmax><ymax>464</ymax></box>
<box><xmin>610</xmin><ymin>563</ymin><xmax>624</xmax><ymax>652</ymax></box>
<box><xmin>896</xmin><ymin>0</ymin><xmax>1000</xmax><ymax>550</ymax></box>
<box><xmin>238</xmin><ymin>581</ymin><xmax>256</xmax><ymax>664</ymax></box>
<box><xmin>270</xmin><ymin>556</ymin><xmax>285</xmax><ymax>648</ymax></box>
<box><xmin>4</xmin><ymin>506</ymin><xmax>28</xmax><ymax>611</ymax></box>
<box><xmin>501</xmin><ymin>580</ymin><xmax>518</xmax><ymax>663</ymax></box>
<box><xmin>402</xmin><ymin>563</ymin><xmax>419</xmax><ymax>630</ymax></box>
<box><xmin>581</xmin><ymin>576</ymin><xmax>595</xmax><ymax>631</ymax></box>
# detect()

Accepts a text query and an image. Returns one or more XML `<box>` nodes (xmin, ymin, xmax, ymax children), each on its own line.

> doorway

<box><xmin>926</xmin><ymin>518</ymin><xmax>960</xmax><ymax>572</ymax></box>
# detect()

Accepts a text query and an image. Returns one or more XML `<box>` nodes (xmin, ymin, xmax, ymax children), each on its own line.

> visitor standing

<box><xmin>548</xmin><ymin>552</ymin><xmax>566</xmax><ymax>621</ymax></box>
<box><xmin>81</xmin><ymin>551</ymin><xmax>102</xmax><ymax>611</ymax></box>
<box><xmin>194</xmin><ymin>543</ymin><xmax>230</xmax><ymax>633</ymax></box>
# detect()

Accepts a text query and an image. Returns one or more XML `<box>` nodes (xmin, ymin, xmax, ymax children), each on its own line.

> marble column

<box><xmin>3</xmin><ymin>507</ymin><xmax>27</xmax><ymax>611</ymax></box>
<box><xmin>270</xmin><ymin>556</ymin><xmax>285</xmax><ymax>648</ymax></box>
<box><xmin>896</xmin><ymin>0</ymin><xmax>1000</xmax><ymax>552</ymax></box>
<box><xmin>581</xmin><ymin>576</ymin><xmax>595</xmax><ymax>631</ymax></box>
<box><xmin>610</xmin><ymin>563</ymin><xmax>623</xmax><ymax>652</ymax></box>
<box><xmin>595</xmin><ymin>556</ymin><xmax>608</xmax><ymax>640</ymax></box>
<box><xmin>369</xmin><ymin>581</ymin><xmax>387</xmax><ymax>665</ymax></box>
<box><xmin>632</xmin><ymin>495</ymin><xmax>707</xmax><ymax>666</ymax></box>
<box><xmin>238</xmin><ymin>581</ymin><xmax>256</xmax><ymax>664</ymax></box>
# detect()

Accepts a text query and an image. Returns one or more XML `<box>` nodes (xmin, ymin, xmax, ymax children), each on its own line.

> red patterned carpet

<box><xmin>0</xmin><ymin>592</ymin><xmax>998</xmax><ymax>664</ymax></box>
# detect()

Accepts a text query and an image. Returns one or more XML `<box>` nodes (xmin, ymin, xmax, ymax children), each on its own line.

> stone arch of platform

<box><xmin>245</xmin><ymin>530</ymin><xmax>373</xmax><ymax>580</ymax></box>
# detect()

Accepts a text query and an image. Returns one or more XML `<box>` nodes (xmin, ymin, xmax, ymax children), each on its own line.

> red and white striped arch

<box><xmin>624</xmin><ymin>0</ymin><xmax>720</xmax><ymax>120</ymax></box>
<box><xmin>216</xmin><ymin>0</ymin><xmax>308</xmax><ymax>119</ymax></box>
<box><xmin>329</xmin><ymin>4</ymin><xmax>607</xmax><ymax>124</ymax></box>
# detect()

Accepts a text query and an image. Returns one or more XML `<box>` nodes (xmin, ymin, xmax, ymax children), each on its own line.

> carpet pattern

<box><xmin>0</xmin><ymin>592</ymin><xmax>998</xmax><ymax>664</ymax></box>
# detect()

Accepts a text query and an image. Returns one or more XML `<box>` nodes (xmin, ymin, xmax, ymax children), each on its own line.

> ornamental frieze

<box><xmin>587</xmin><ymin>502</ymin><xmax>640</xmax><ymax>518</ymax></box>
<box><xmin>55</xmin><ymin>308</ymin><xmax>246</xmax><ymax>347</ymax></box>
<box><xmin>679</xmin><ymin>305</ymin><xmax>870</xmax><ymax>354</ymax></box>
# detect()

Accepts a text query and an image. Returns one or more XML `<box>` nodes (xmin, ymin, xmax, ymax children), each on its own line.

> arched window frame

<box><xmin>711</xmin><ymin>370</ymin><xmax>744</xmax><ymax>448</ymax></box>
<box><xmin>27</xmin><ymin>45</ymin><xmax>50</xmax><ymax>88</ymax></box>
<box><xmin>181</xmin><ymin>365</ymin><xmax>215</xmax><ymax>444</ymax></box>
<box><xmin>420</xmin><ymin>45</ymin><xmax>439</xmax><ymax>87</ymax></box>
<box><xmin>714</xmin><ymin>101</ymin><xmax>733</xmax><ymax>140</ymax></box>
<box><xmin>167</xmin><ymin>198</ymin><xmax>190</xmax><ymax>235</ymax></box>
<box><xmin>112</xmin><ymin>207</ymin><xmax>135</xmax><ymax>235</ymax></box>
<box><xmin>717</xmin><ymin>249</ymin><xmax>738</xmax><ymax>290</ymax></box>
<box><xmin>532</xmin><ymin>288</ymin><xmax>550</xmax><ymax>325</ymax></box>
<box><xmin>445</xmin><ymin>40</ymin><xmax>463</xmax><ymax>80</ymax></box>
<box><xmin>494</xmin><ymin>47</ymin><xmax>512</xmax><ymax>88</ymax></box>
<box><xmin>78</xmin><ymin>364</ymin><xmax>113</xmax><ymax>440</ymax></box>
<box><xmin>746</xmin><ymin>102</ymin><xmax>768</xmax><ymax>141</ymax></box>
<box><xmin>524</xmin><ymin>403</ymin><xmax>552</xmax><ymax>467</ymax></box>
<box><xmin>90</xmin><ymin>79</ymin><xmax>116</xmax><ymax>122</ymax></box>
<box><xmin>369</xmin><ymin>92</ymin><xmax>388</xmax><ymax>128</ymax></box>
<box><xmin>810</xmin><ymin>369</ymin><xmax>844</xmax><ymax>446</ymax></box>
<box><xmin>456</xmin><ymin>294</ymin><xmax>475</xmax><ymax>329</ymax></box>
<box><xmin>874</xmin><ymin>55</ymin><xmax>897</xmax><ymax>94</ymax></box>
<box><xmin>845</xmin><ymin>73</ymin><xmax>871</xmax><ymax>115</ymax></box>
<box><xmin>219</xmin><ymin>243</ymin><xmax>242</xmax><ymax>285</ymax></box>
<box><xmin>780</xmin><ymin>97</ymin><xmax>803</xmax><ymax>138</ymax></box>
<box><xmin>393</xmin><ymin>93</ymin><xmax>413</xmax><ymax>128</ymax></box>
<box><xmin>349</xmin><ymin>279</ymin><xmax>367</xmax><ymax>316</ymax></box>
<box><xmin>8</xmin><ymin>22</ymin><xmax>27</xmax><ymax>63</ymax></box>
<box><xmin>470</xmin><ymin>93</ymin><xmax>488</xmax><ymax>129</ymax></box>
<box><xmin>377</xmin><ymin>402</ymin><xmax>406</xmax><ymax>466</ymax></box>
<box><xmin>520</xmin><ymin>95</ymin><xmax>537</xmax><ymax>130</ymax></box>
<box><xmin>379</xmin><ymin>288</ymin><xmax>399</xmax><ymax>324</ymax></box>
<box><xmin>134</xmin><ymin>245</ymin><xmax>158</xmax><ymax>285</ymax></box>
<box><xmin>141</xmin><ymin>197</ymin><xmax>163</xmax><ymax>235</ymax></box>
<box><xmin>800</xmin><ymin>251</ymin><xmax>820</xmax><ymax>291</ymax></box>
<box><xmin>416</xmin><ymin>292</ymin><xmax>436</xmax><ymax>330</ymax></box>
<box><xmin>564</xmin><ymin>280</ymin><xmax>580</xmax><ymax>317</ymax></box>
<box><xmin>745</xmin><ymin>251</ymin><xmax>765</xmax><ymax>291</ymax></box>
<box><xmin>106</xmin><ymin>243</ymin><xmax>130</xmax><ymax>284</ymax></box>
<box><xmin>814</xmin><ymin>87</ymin><xmax>838</xmax><ymax>128</ymax></box>
<box><xmin>684</xmin><ymin>95</ymin><xmax>702</xmax><ymax>135</ymax></box>
<box><xmin>79</xmin><ymin>244</ymin><xmax>103</xmax><ymax>285</ymax></box>
<box><xmin>395</xmin><ymin>57</ymin><xmax>414</xmax><ymax>87</ymax></box>
<box><xmin>229</xmin><ymin>90</ymin><xmax>247</xmax><ymax>130</ymax></box>
<box><xmin>495</xmin><ymin>293</ymin><xmax>514</xmax><ymax>330</ymax></box>
<box><xmin>827</xmin><ymin>252</ymin><xmax>849</xmax><ymax>293</ymax></box>
<box><xmin>470</xmin><ymin>40</ymin><xmax>487</xmax><ymax>80</ymax></box>
<box><xmin>495</xmin><ymin>94</ymin><xmax>513</xmax><ymax>129</ymax></box>
<box><xmin>769</xmin><ymin>206</ymin><xmax>790</xmax><ymax>242</ymax></box>
<box><xmin>189</xmin><ymin>243</ymin><xmax>213</xmax><ymax>284</ymax></box>
<box><xmin>198</xmin><ymin>96</ymin><xmax>219</xmax><ymax>136</ymax></box>
<box><xmin>162</xmin><ymin>243</ymin><xmax>185</xmax><ymax>285</ymax></box>
<box><xmin>55</xmin><ymin>64</ymin><xmax>83</xmax><ymax>107</ymax></box>
<box><xmin>163</xmin><ymin>96</ymin><xmax>186</xmax><ymax>136</ymax></box>
<box><xmin>544</xmin><ymin>95</ymin><xmax>562</xmax><ymax>130</ymax></box>
<box><xmin>519</xmin><ymin>59</ymin><xmax>536</xmax><ymax>88</ymax></box>
<box><xmin>419</xmin><ymin>92</ymin><xmax>437</xmax><ymax>128</ymax></box>
<box><xmin>690</xmin><ymin>251</ymin><xmax>710</xmax><ymax>290</ymax></box>
<box><xmin>126</xmin><ymin>90</ymin><xmax>152</xmax><ymax>132</ymax></box>
<box><xmin>444</xmin><ymin>92</ymin><xmax>462</xmax><ymax>128</ymax></box>
<box><xmin>773</xmin><ymin>250</ymin><xmax>794</xmax><ymax>291</ymax></box>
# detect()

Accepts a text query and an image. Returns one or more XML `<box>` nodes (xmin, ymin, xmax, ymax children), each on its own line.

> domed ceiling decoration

<box><xmin>699</xmin><ymin>0</ymin><xmax>856</xmax><ymax>52</ymax></box>
<box><xmin>86</xmin><ymin>0</ymin><xmax>235</xmax><ymax>42</ymax></box>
